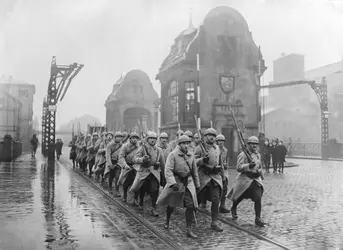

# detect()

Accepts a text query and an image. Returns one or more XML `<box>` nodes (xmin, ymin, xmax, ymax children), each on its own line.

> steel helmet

<box><xmin>184</xmin><ymin>130</ymin><xmax>193</xmax><ymax>138</ymax></box>
<box><xmin>114</xmin><ymin>131</ymin><xmax>123</xmax><ymax>138</ymax></box>
<box><xmin>129</xmin><ymin>132</ymin><xmax>140</xmax><ymax>139</ymax></box>
<box><xmin>92</xmin><ymin>132</ymin><xmax>98</xmax><ymax>137</ymax></box>
<box><xmin>204</xmin><ymin>128</ymin><xmax>217</xmax><ymax>136</ymax></box>
<box><xmin>159</xmin><ymin>132</ymin><xmax>168</xmax><ymax>139</ymax></box>
<box><xmin>122</xmin><ymin>131</ymin><xmax>128</xmax><ymax>138</ymax></box>
<box><xmin>178</xmin><ymin>135</ymin><xmax>191</xmax><ymax>145</ymax></box>
<box><xmin>106</xmin><ymin>132</ymin><xmax>114</xmax><ymax>137</ymax></box>
<box><xmin>176</xmin><ymin>129</ymin><xmax>184</xmax><ymax>136</ymax></box>
<box><xmin>216</xmin><ymin>134</ymin><xmax>225</xmax><ymax>141</ymax></box>
<box><xmin>146</xmin><ymin>131</ymin><xmax>157</xmax><ymax>139</ymax></box>
<box><xmin>194</xmin><ymin>133</ymin><xmax>199</xmax><ymax>139</ymax></box>
<box><xmin>101</xmin><ymin>131</ymin><xmax>107</xmax><ymax>137</ymax></box>
<box><xmin>247</xmin><ymin>136</ymin><xmax>259</xmax><ymax>144</ymax></box>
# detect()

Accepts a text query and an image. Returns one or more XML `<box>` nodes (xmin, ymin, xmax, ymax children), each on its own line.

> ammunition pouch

<box><xmin>174</xmin><ymin>172</ymin><xmax>191</xmax><ymax>187</ymax></box>
<box><xmin>202</xmin><ymin>164</ymin><xmax>214</xmax><ymax>175</ymax></box>
<box><xmin>142</xmin><ymin>162</ymin><xmax>150</xmax><ymax>168</ymax></box>
<box><xmin>212</xmin><ymin>166</ymin><xmax>222</xmax><ymax>174</ymax></box>
<box><xmin>243</xmin><ymin>172</ymin><xmax>261</xmax><ymax>179</ymax></box>
<box><xmin>153</xmin><ymin>163</ymin><xmax>160</xmax><ymax>170</ymax></box>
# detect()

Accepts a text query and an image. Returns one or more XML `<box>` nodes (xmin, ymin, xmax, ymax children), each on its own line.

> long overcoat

<box><xmin>195</xmin><ymin>143</ymin><xmax>223</xmax><ymax>192</ymax></box>
<box><xmin>94</xmin><ymin>139</ymin><xmax>109</xmax><ymax>173</ymax></box>
<box><xmin>219</xmin><ymin>146</ymin><xmax>229</xmax><ymax>180</ymax></box>
<box><xmin>86</xmin><ymin>138</ymin><xmax>99</xmax><ymax>163</ymax></box>
<box><xmin>129</xmin><ymin>143</ymin><xmax>165</xmax><ymax>193</ymax></box>
<box><xmin>227</xmin><ymin>151</ymin><xmax>264</xmax><ymax>202</ymax></box>
<box><xmin>79</xmin><ymin>139</ymin><xmax>89</xmax><ymax>163</ymax></box>
<box><xmin>157</xmin><ymin>142</ymin><xmax>169</xmax><ymax>162</ymax></box>
<box><xmin>157</xmin><ymin>146</ymin><xmax>200</xmax><ymax>208</ymax></box>
<box><xmin>104</xmin><ymin>141</ymin><xmax>122</xmax><ymax>178</ymax></box>
<box><xmin>117</xmin><ymin>141</ymin><xmax>140</xmax><ymax>185</ymax></box>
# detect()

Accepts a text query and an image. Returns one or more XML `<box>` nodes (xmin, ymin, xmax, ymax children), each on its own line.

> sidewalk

<box><xmin>287</xmin><ymin>155</ymin><xmax>343</xmax><ymax>162</ymax></box>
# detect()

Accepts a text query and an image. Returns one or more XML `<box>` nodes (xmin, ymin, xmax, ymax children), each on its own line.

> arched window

<box><xmin>185</xmin><ymin>82</ymin><xmax>195</xmax><ymax>121</ymax></box>
<box><xmin>167</xmin><ymin>81</ymin><xmax>179</xmax><ymax>122</ymax></box>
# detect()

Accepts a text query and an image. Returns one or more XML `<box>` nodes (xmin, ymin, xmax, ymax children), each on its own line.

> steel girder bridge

<box><xmin>41</xmin><ymin>56</ymin><xmax>84</xmax><ymax>162</ymax></box>
<box><xmin>260</xmin><ymin>78</ymin><xmax>329</xmax><ymax>159</ymax></box>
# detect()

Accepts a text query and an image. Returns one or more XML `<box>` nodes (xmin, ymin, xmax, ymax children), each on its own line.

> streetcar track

<box><xmin>58</xmin><ymin>161</ymin><xmax>183</xmax><ymax>250</ymax></box>
<box><xmin>59</xmin><ymin>159</ymin><xmax>291</xmax><ymax>250</ymax></box>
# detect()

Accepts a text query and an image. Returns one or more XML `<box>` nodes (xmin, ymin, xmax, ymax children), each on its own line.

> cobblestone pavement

<box><xmin>0</xmin><ymin>154</ymin><xmax>173</xmax><ymax>250</ymax></box>
<box><xmin>59</xmin><ymin>153</ymin><xmax>284</xmax><ymax>250</ymax></box>
<box><xmin>220</xmin><ymin>159</ymin><xmax>343</xmax><ymax>250</ymax></box>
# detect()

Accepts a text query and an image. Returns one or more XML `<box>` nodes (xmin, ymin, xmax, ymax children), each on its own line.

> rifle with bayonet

<box><xmin>228</xmin><ymin>104</ymin><xmax>264</xmax><ymax>180</ymax></box>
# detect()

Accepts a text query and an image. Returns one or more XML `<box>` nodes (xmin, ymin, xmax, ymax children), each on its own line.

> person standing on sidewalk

<box><xmin>195</xmin><ymin>128</ymin><xmax>224</xmax><ymax>232</ymax></box>
<box><xmin>277</xmin><ymin>140</ymin><xmax>287</xmax><ymax>173</ymax></box>
<box><xmin>55</xmin><ymin>139</ymin><xmax>63</xmax><ymax>160</ymax></box>
<box><xmin>227</xmin><ymin>136</ymin><xmax>266</xmax><ymax>227</ymax></box>
<box><xmin>104</xmin><ymin>131</ymin><xmax>123</xmax><ymax>197</ymax></box>
<box><xmin>157</xmin><ymin>135</ymin><xmax>200</xmax><ymax>238</ymax></box>
<box><xmin>68</xmin><ymin>136</ymin><xmax>78</xmax><ymax>168</ymax></box>
<box><xmin>30</xmin><ymin>134</ymin><xmax>39</xmax><ymax>158</ymax></box>
<box><xmin>262</xmin><ymin>138</ymin><xmax>271</xmax><ymax>173</ymax></box>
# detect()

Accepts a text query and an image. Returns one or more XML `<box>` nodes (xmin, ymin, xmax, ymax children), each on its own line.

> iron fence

<box><xmin>287</xmin><ymin>142</ymin><xmax>343</xmax><ymax>159</ymax></box>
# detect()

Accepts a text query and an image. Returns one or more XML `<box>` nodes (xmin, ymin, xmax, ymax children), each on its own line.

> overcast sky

<box><xmin>0</xmin><ymin>0</ymin><xmax>342</xmax><ymax>128</ymax></box>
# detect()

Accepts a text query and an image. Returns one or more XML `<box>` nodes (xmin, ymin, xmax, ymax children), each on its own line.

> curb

<box><xmin>286</xmin><ymin>156</ymin><xmax>343</xmax><ymax>162</ymax></box>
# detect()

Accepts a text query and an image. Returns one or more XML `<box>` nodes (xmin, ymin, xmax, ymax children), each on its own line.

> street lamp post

<box><xmin>153</xmin><ymin>98</ymin><xmax>161</xmax><ymax>133</ymax></box>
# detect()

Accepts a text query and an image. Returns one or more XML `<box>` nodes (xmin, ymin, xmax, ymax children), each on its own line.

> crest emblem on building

<box><xmin>219</xmin><ymin>76</ymin><xmax>235</xmax><ymax>93</ymax></box>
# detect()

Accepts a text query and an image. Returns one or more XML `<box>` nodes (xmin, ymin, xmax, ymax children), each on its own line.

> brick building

<box><xmin>105</xmin><ymin>70</ymin><xmax>159</xmax><ymax>133</ymax></box>
<box><xmin>156</xmin><ymin>6</ymin><xmax>265</xmax><ymax>162</ymax></box>
<box><xmin>0</xmin><ymin>77</ymin><xmax>35</xmax><ymax>150</ymax></box>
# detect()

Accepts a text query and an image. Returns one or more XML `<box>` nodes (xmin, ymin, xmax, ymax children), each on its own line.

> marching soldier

<box><xmin>193</xmin><ymin>133</ymin><xmax>201</xmax><ymax>147</ymax></box>
<box><xmin>215</xmin><ymin>134</ymin><xmax>230</xmax><ymax>213</ymax></box>
<box><xmin>118</xmin><ymin>132</ymin><xmax>140</xmax><ymax>204</ymax></box>
<box><xmin>93</xmin><ymin>132</ymin><xmax>107</xmax><ymax>175</ymax></box>
<box><xmin>130</xmin><ymin>131</ymin><xmax>165</xmax><ymax>216</ymax></box>
<box><xmin>68</xmin><ymin>135</ymin><xmax>78</xmax><ymax>168</ymax></box>
<box><xmin>184</xmin><ymin>130</ymin><xmax>196</xmax><ymax>154</ymax></box>
<box><xmin>95</xmin><ymin>132</ymin><xmax>113</xmax><ymax>184</ymax></box>
<box><xmin>195</xmin><ymin>128</ymin><xmax>223</xmax><ymax>232</ymax></box>
<box><xmin>166</xmin><ymin>130</ymin><xmax>184</xmax><ymax>155</ymax></box>
<box><xmin>79</xmin><ymin>134</ymin><xmax>91</xmax><ymax>171</ymax></box>
<box><xmin>104</xmin><ymin>131</ymin><xmax>123</xmax><ymax>197</ymax></box>
<box><xmin>157</xmin><ymin>132</ymin><xmax>169</xmax><ymax>161</ymax></box>
<box><xmin>86</xmin><ymin>132</ymin><xmax>99</xmax><ymax>176</ymax></box>
<box><xmin>157</xmin><ymin>135</ymin><xmax>200</xmax><ymax>238</ymax></box>
<box><xmin>227</xmin><ymin>136</ymin><xmax>266</xmax><ymax>227</ymax></box>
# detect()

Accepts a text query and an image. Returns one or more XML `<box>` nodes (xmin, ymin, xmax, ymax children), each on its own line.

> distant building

<box><xmin>264</xmin><ymin>55</ymin><xmax>343</xmax><ymax>142</ymax></box>
<box><xmin>105</xmin><ymin>70</ymin><xmax>159</xmax><ymax>133</ymax></box>
<box><xmin>0</xmin><ymin>90</ymin><xmax>22</xmax><ymax>140</ymax></box>
<box><xmin>156</xmin><ymin>6</ymin><xmax>266</xmax><ymax>163</ymax></box>
<box><xmin>0</xmin><ymin>77</ymin><xmax>36</xmax><ymax>150</ymax></box>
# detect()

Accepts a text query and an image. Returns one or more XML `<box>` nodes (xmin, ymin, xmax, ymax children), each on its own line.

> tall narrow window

<box><xmin>167</xmin><ymin>81</ymin><xmax>179</xmax><ymax>122</ymax></box>
<box><xmin>185</xmin><ymin>82</ymin><xmax>195</xmax><ymax>121</ymax></box>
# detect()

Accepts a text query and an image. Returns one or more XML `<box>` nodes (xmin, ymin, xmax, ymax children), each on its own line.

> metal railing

<box><xmin>287</xmin><ymin>142</ymin><xmax>343</xmax><ymax>159</ymax></box>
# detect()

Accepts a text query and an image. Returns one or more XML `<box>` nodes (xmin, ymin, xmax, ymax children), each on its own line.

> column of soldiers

<box><xmin>69</xmin><ymin>127</ymin><xmax>266</xmax><ymax>238</ymax></box>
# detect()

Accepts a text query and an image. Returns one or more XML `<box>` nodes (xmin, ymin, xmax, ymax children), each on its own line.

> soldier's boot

<box><xmin>139</xmin><ymin>193</ymin><xmax>145</xmax><ymax>210</ymax></box>
<box><xmin>113</xmin><ymin>183</ymin><xmax>121</xmax><ymax>197</ymax></box>
<box><xmin>88</xmin><ymin>164</ymin><xmax>93</xmax><ymax>177</ymax></box>
<box><xmin>164</xmin><ymin>206</ymin><xmax>174</xmax><ymax>229</ymax></box>
<box><xmin>132</xmin><ymin>192</ymin><xmax>139</xmax><ymax>206</ymax></box>
<box><xmin>231</xmin><ymin>206</ymin><xmax>238</xmax><ymax>220</ymax></box>
<box><xmin>255</xmin><ymin>217</ymin><xmax>266</xmax><ymax>227</ymax></box>
<box><xmin>150</xmin><ymin>191</ymin><xmax>159</xmax><ymax>217</ymax></box>
<box><xmin>219</xmin><ymin>196</ymin><xmax>230</xmax><ymax>213</ymax></box>
<box><xmin>210</xmin><ymin>202</ymin><xmax>223</xmax><ymax>232</ymax></box>
<box><xmin>122</xmin><ymin>185</ymin><xmax>128</xmax><ymax>202</ymax></box>
<box><xmin>186</xmin><ymin>208</ymin><xmax>198</xmax><ymax>238</ymax></box>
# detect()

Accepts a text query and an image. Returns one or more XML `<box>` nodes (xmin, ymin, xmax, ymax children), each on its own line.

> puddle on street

<box><xmin>0</xmin><ymin>155</ymin><xmax>139</xmax><ymax>250</ymax></box>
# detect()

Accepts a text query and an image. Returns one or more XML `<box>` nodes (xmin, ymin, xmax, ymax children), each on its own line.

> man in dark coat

<box><xmin>277</xmin><ymin>141</ymin><xmax>287</xmax><ymax>173</ymax></box>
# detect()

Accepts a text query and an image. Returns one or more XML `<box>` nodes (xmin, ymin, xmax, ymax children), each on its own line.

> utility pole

<box><xmin>41</xmin><ymin>56</ymin><xmax>83</xmax><ymax>162</ymax></box>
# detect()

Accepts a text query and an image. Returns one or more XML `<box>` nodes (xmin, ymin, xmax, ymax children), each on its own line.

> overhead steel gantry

<box><xmin>260</xmin><ymin>77</ymin><xmax>329</xmax><ymax>158</ymax></box>
<box><xmin>41</xmin><ymin>56</ymin><xmax>84</xmax><ymax>162</ymax></box>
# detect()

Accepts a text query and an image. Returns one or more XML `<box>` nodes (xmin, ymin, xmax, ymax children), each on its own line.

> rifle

<box><xmin>228</xmin><ymin>104</ymin><xmax>264</xmax><ymax>180</ymax></box>
<box><xmin>194</xmin><ymin>115</ymin><xmax>208</xmax><ymax>155</ymax></box>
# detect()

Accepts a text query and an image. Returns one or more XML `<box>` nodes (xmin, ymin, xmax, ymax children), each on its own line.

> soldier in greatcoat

<box><xmin>130</xmin><ymin>131</ymin><xmax>165</xmax><ymax>217</ymax></box>
<box><xmin>193</xmin><ymin>133</ymin><xmax>200</xmax><ymax>147</ymax></box>
<box><xmin>157</xmin><ymin>132</ymin><xmax>169</xmax><ymax>187</ymax></box>
<box><xmin>194</xmin><ymin>128</ymin><xmax>223</xmax><ymax>232</ymax></box>
<box><xmin>184</xmin><ymin>130</ymin><xmax>196</xmax><ymax>154</ymax></box>
<box><xmin>166</xmin><ymin>130</ymin><xmax>184</xmax><ymax>156</ymax></box>
<box><xmin>93</xmin><ymin>132</ymin><xmax>107</xmax><ymax>174</ymax></box>
<box><xmin>157</xmin><ymin>135</ymin><xmax>200</xmax><ymax>238</ymax></box>
<box><xmin>215</xmin><ymin>134</ymin><xmax>230</xmax><ymax>213</ymax></box>
<box><xmin>104</xmin><ymin>131</ymin><xmax>123</xmax><ymax>197</ymax></box>
<box><xmin>118</xmin><ymin>132</ymin><xmax>140</xmax><ymax>204</ymax></box>
<box><xmin>95</xmin><ymin>132</ymin><xmax>113</xmax><ymax>184</ymax></box>
<box><xmin>86</xmin><ymin>132</ymin><xmax>99</xmax><ymax>176</ymax></box>
<box><xmin>79</xmin><ymin>134</ymin><xmax>91</xmax><ymax>171</ymax></box>
<box><xmin>227</xmin><ymin>136</ymin><xmax>266</xmax><ymax>227</ymax></box>
<box><xmin>68</xmin><ymin>135</ymin><xmax>78</xmax><ymax>168</ymax></box>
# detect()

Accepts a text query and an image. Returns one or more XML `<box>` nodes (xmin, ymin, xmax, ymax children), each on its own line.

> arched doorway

<box><xmin>123</xmin><ymin>108</ymin><xmax>152</xmax><ymax>132</ymax></box>
<box><xmin>221</xmin><ymin>125</ymin><xmax>237</xmax><ymax>165</ymax></box>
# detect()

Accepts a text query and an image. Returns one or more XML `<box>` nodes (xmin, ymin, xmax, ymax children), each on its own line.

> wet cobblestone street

<box><xmin>2</xmin><ymin>151</ymin><xmax>343</xmax><ymax>250</ymax></box>
<box><xmin>0</xmin><ymin>154</ymin><xmax>172</xmax><ymax>250</ymax></box>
